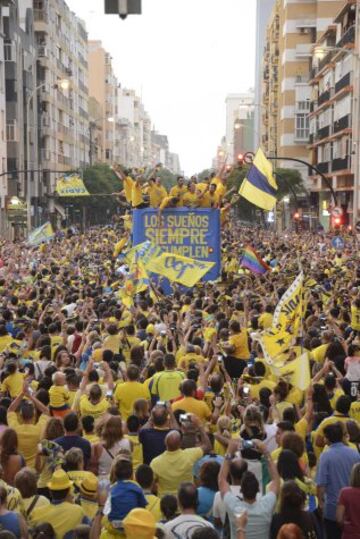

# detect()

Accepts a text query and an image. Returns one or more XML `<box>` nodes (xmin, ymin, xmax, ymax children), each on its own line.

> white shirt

<box><xmin>164</xmin><ymin>514</ymin><xmax>214</xmax><ymax>539</ymax></box>
<box><xmin>264</xmin><ymin>423</ymin><xmax>278</xmax><ymax>453</ymax></box>
<box><xmin>212</xmin><ymin>486</ymin><xmax>240</xmax><ymax>524</ymax></box>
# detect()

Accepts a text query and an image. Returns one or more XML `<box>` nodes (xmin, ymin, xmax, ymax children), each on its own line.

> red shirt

<box><xmin>338</xmin><ymin>486</ymin><xmax>360</xmax><ymax>539</ymax></box>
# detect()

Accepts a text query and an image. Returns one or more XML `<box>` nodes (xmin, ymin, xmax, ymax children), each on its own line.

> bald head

<box><xmin>165</xmin><ymin>430</ymin><xmax>181</xmax><ymax>451</ymax></box>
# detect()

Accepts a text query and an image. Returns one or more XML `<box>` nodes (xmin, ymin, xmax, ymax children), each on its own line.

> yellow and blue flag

<box><xmin>145</xmin><ymin>252</ymin><xmax>215</xmax><ymax>287</ymax></box>
<box><xmin>239</xmin><ymin>148</ymin><xmax>277</xmax><ymax>211</ymax></box>
<box><xmin>28</xmin><ymin>222</ymin><xmax>54</xmax><ymax>246</ymax></box>
<box><xmin>56</xmin><ymin>174</ymin><xmax>89</xmax><ymax>197</ymax></box>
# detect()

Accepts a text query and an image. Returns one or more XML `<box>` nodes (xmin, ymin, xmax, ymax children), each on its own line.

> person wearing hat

<box><xmin>76</xmin><ymin>475</ymin><xmax>99</xmax><ymax>520</ymax></box>
<box><xmin>123</xmin><ymin>508</ymin><xmax>156</xmax><ymax>539</ymax></box>
<box><xmin>30</xmin><ymin>469</ymin><xmax>90</xmax><ymax>538</ymax></box>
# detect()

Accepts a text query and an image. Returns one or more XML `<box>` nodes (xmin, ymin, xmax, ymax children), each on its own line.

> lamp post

<box><xmin>26</xmin><ymin>78</ymin><xmax>70</xmax><ymax>232</ymax></box>
<box><xmin>89</xmin><ymin>116</ymin><xmax>114</xmax><ymax>166</ymax></box>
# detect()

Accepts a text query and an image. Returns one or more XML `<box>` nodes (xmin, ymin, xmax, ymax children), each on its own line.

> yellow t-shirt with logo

<box><xmin>148</xmin><ymin>184</ymin><xmax>167</xmax><ymax>208</ymax></box>
<box><xmin>351</xmin><ymin>305</ymin><xmax>360</xmax><ymax>331</ymax></box>
<box><xmin>2</xmin><ymin>372</ymin><xmax>26</xmax><ymax>398</ymax></box>
<box><xmin>182</xmin><ymin>191</ymin><xmax>199</xmax><ymax>208</ymax></box>
<box><xmin>169</xmin><ymin>185</ymin><xmax>187</xmax><ymax>204</ymax></box>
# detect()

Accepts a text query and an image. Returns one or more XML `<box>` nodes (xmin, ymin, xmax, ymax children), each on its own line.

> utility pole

<box><xmin>352</xmin><ymin>1</ymin><xmax>360</xmax><ymax>226</ymax></box>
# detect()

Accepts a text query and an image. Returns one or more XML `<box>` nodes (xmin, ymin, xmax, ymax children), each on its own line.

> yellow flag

<box><xmin>272</xmin><ymin>272</ymin><xmax>305</xmax><ymax>336</ymax></box>
<box><xmin>56</xmin><ymin>174</ymin><xmax>89</xmax><ymax>197</ymax></box>
<box><xmin>145</xmin><ymin>252</ymin><xmax>215</xmax><ymax>287</ymax></box>
<box><xmin>272</xmin><ymin>352</ymin><xmax>311</xmax><ymax>391</ymax></box>
<box><xmin>255</xmin><ymin>329</ymin><xmax>294</xmax><ymax>365</ymax></box>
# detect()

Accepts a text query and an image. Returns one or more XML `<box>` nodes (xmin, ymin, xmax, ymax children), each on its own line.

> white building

<box><xmin>225</xmin><ymin>90</ymin><xmax>255</xmax><ymax>161</ymax></box>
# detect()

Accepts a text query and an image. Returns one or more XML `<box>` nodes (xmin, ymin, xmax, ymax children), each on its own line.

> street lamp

<box><xmin>89</xmin><ymin>116</ymin><xmax>115</xmax><ymax>165</ymax></box>
<box><xmin>26</xmin><ymin>78</ymin><xmax>71</xmax><ymax>232</ymax></box>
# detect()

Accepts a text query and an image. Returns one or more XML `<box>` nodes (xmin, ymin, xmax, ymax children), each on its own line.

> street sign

<box><xmin>331</xmin><ymin>206</ymin><xmax>342</xmax><ymax>217</ymax></box>
<box><xmin>331</xmin><ymin>236</ymin><xmax>345</xmax><ymax>250</ymax></box>
<box><xmin>355</xmin><ymin>221</ymin><xmax>360</xmax><ymax>233</ymax></box>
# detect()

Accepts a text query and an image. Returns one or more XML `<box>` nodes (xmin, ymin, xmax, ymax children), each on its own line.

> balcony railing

<box><xmin>335</xmin><ymin>72</ymin><xmax>351</xmax><ymax>94</ymax></box>
<box><xmin>336</xmin><ymin>25</ymin><xmax>355</xmax><ymax>49</ymax></box>
<box><xmin>332</xmin><ymin>156</ymin><xmax>350</xmax><ymax>172</ymax></box>
<box><xmin>318</xmin><ymin>89</ymin><xmax>331</xmax><ymax>106</ymax></box>
<box><xmin>333</xmin><ymin>114</ymin><xmax>350</xmax><ymax>133</ymax></box>
<box><xmin>316</xmin><ymin>162</ymin><xmax>329</xmax><ymax>174</ymax></box>
<box><xmin>317</xmin><ymin>125</ymin><xmax>330</xmax><ymax>139</ymax></box>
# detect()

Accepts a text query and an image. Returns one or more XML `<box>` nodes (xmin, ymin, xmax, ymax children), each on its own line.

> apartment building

<box><xmin>88</xmin><ymin>40</ymin><xmax>119</xmax><ymax>164</ymax></box>
<box><xmin>33</xmin><ymin>0</ymin><xmax>89</xmax><ymax>221</ymax></box>
<box><xmin>309</xmin><ymin>0</ymin><xmax>356</xmax><ymax>228</ymax></box>
<box><xmin>225</xmin><ymin>91</ymin><xmax>255</xmax><ymax>162</ymax></box>
<box><xmin>261</xmin><ymin>0</ymin><xmax>344</xmax><ymax>180</ymax></box>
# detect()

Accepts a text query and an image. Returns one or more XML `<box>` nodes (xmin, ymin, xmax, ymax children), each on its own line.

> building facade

<box><xmin>309</xmin><ymin>0</ymin><xmax>356</xmax><ymax>228</ymax></box>
<box><xmin>34</xmin><ymin>0</ymin><xmax>90</xmax><ymax>222</ymax></box>
<box><xmin>260</xmin><ymin>0</ymin><xmax>344</xmax><ymax>180</ymax></box>
<box><xmin>254</xmin><ymin>0</ymin><xmax>276</xmax><ymax>149</ymax></box>
<box><xmin>88</xmin><ymin>40</ymin><xmax>118</xmax><ymax>164</ymax></box>
<box><xmin>225</xmin><ymin>91</ymin><xmax>255</xmax><ymax>163</ymax></box>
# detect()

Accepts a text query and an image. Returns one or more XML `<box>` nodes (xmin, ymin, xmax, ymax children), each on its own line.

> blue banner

<box><xmin>132</xmin><ymin>208</ymin><xmax>221</xmax><ymax>284</ymax></box>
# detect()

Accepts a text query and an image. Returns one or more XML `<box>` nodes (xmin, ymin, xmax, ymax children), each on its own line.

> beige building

<box><xmin>88</xmin><ymin>40</ymin><xmax>119</xmax><ymax>164</ymax></box>
<box><xmin>309</xmin><ymin>0</ymin><xmax>356</xmax><ymax>229</ymax></box>
<box><xmin>34</xmin><ymin>0</ymin><xmax>90</xmax><ymax>220</ymax></box>
<box><xmin>261</xmin><ymin>0</ymin><xmax>344</xmax><ymax>180</ymax></box>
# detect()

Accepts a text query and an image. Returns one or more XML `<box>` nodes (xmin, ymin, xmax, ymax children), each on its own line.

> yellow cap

<box><xmin>79</xmin><ymin>475</ymin><xmax>98</xmax><ymax>497</ymax></box>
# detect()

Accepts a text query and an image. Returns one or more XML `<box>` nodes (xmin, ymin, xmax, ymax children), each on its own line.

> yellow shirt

<box><xmin>7</xmin><ymin>412</ymin><xmax>48</xmax><ymax>468</ymax></box>
<box><xmin>169</xmin><ymin>184</ymin><xmax>187</xmax><ymax>204</ymax></box>
<box><xmin>79</xmin><ymin>395</ymin><xmax>109</xmax><ymax>419</ymax></box>
<box><xmin>295</xmin><ymin>417</ymin><xmax>308</xmax><ymax>440</ymax></box>
<box><xmin>121</xmin><ymin>335</ymin><xmax>141</xmax><ymax>362</ymax></box>
<box><xmin>198</xmin><ymin>191</ymin><xmax>220</xmax><ymax>208</ymax></box>
<box><xmin>351</xmin><ymin>305</ymin><xmax>360</xmax><ymax>331</ymax></box>
<box><xmin>178</xmin><ymin>353</ymin><xmax>206</xmax><ymax>369</ymax></box>
<box><xmin>182</xmin><ymin>191</ymin><xmax>199</xmax><ymax>208</ymax></box>
<box><xmin>350</xmin><ymin>401</ymin><xmax>360</xmax><ymax>423</ymax></box>
<box><xmin>31</xmin><ymin>501</ymin><xmax>87</xmax><ymax>539</ymax></box>
<box><xmin>151</xmin><ymin>370</ymin><xmax>186</xmax><ymax>402</ymax></box>
<box><xmin>0</xmin><ymin>335</ymin><xmax>15</xmax><ymax>353</ymax></box>
<box><xmin>229</xmin><ymin>330</ymin><xmax>250</xmax><ymax>360</ymax></box>
<box><xmin>114</xmin><ymin>381</ymin><xmax>150</xmax><ymax>419</ymax></box>
<box><xmin>123</xmin><ymin>176</ymin><xmax>135</xmax><ymax>204</ymax></box>
<box><xmin>249</xmin><ymin>379</ymin><xmax>276</xmax><ymax>400</ymax></box>
<box><xmin>196</xmin><ymin>182</ymin><xmax>208</xmax><ymax>195</ymax></box>
<box><xmin>132</xmin><ymin>181</ymin><xmax>144</xmax><ymax>207</ymax></box>
<box><xmin>329</xmin><ymin>388</ymin><xmax>344</xmax><ymax>411</ymax></box>
<box><xmin>148</xmin><ymin>184</ymin><xmax>167</xmax><ymax>208</ymax></box>
<box><xmin>150</xmin><ymin>447</ymin><xmax>203</xmax><ymax>496</ymax></box>
<box><xmin>125</xmin><ymin>434</ymin><xmax>143</xmax><ymax>470</ymax></box>
<box><xmin>315</xmin><ymin>413</ymin><xmax>349</xmax><ymax>443</ymax></box>
<box><xmin>84</xmin><ymin>432</ymin><xmax>100</xmax><ymax>444</ymax></box>
<box><xmin>275</xmin><ymin>400</ymin><xmax>293</xmax><ymax>419</ymax></box>
<box><xmin>49</xmin><ymin>385</ymin><xmax>70</xmax><ymax>408</ymax></box>
<box><xmin>2</xmin><ymin>372</ymin><xmax>26</xmax><ymax>398</ymax></box>
<box><xmin>171</xmin><ymin>397</ymin><xmax>211</xmax><ymax>423</ymax></box>
<box><xmin>79</xmin><ymin>497</ymin><xmax>98</xmax><ymax>520</ymax></box>
<box><xmin>145</xmin><ymin>493</ymin><xmax>162</xmax><ymax>522</ymax></box>
<box><xmin>103</xmin><ymin>334</ymin><xmax>122</xmax><ymax>354</ymax></box>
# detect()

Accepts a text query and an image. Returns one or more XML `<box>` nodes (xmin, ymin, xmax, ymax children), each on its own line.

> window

<box><xmin>6</xmin><ymin>120</ymin><xmax>17</xmax><ymax>141</ymax></box>
<box><xmin>4</xmin><ymin>42</ymin><xmax>13</xmax><ymax>62</ymax></box>
<box><xmin>295</xmin><ymin>113</ymin><xmax>309</xmax><ymax>140</ymax></box>
<box><xmin>297</xmin><ymin>100</ymin><xmax>310</xmax><ymax>112</ymax></box>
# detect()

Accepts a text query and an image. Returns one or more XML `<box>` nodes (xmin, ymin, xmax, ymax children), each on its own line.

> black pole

<box><xmin>267</xmin><ymin>156</ymin><xmax>337</xmax><ymax>206</ymax></box>
<box><xmin>89</xmin><ymin>123</ymin><xmax>93</xmax><ymax>166</ymax></box>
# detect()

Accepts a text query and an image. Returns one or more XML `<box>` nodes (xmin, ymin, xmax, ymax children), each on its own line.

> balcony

<box><xmin>336</xmin><ymin>25</ymin><xmax>355</xmax><ymax>49</ymax></box>
<box><xmin>318</xmin><ymin>51</ymin><xmax>335</xmax><ymax>72</ymax></box>
<box><xmin>333</xmin><ymin>114</ymin><xmax>350</xmax><ymax>133</ymax></box>
<box><xmin>332</xmin><ymin>156</ymin><xmax>350</xmax><ymax>172</ymax></box>
<box><xmin>58</xmin><ymin>154</ymin><xmax>72</xmax><ymax>166</ymax></box>
<box><xmin>318</xmin><ymin>89</ymin><xmax>331</xmax><ymax>106</ymax></box>
<box><xmin>33</xmin><ymin>9</ymin><xmax>48</xmax><ymax>23</ymax></box>
<box><xmin>335</xmin><ymin>72</ymin><xmax>351</xmax><ymax>94</ymax></box>
<box><xmin>316</xmin><ymin>162</ymin><xmax>329</xmax><ymax>174</ymax></box>
<box><xmin>317</xmin><ymin>125</ymin><xmax>330</xmax><ymax>139</ymax></box>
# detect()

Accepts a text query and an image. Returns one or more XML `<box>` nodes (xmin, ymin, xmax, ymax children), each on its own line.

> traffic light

<box><xmin>237</xmin><ymin>153</ymin><xmax>244</xmax><ymax>167</ymax></box>
<box><xmin>293</xmin><ymin>211</ymin><xmax>300</xmax><ymax>220</ymax></box>
<box><xmin>334</xmin><ymin>217</ymin><xmax>341</xmax><ymax>227</ymax></box>
<box><xmin>105</xmin><ymin>0</ymin><xmax>142</xmax><ymax>19</ymax></box>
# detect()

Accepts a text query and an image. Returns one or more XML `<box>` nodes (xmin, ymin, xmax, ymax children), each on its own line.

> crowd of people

<box><xmin>0</xmin><ymin>166</ymin><xmax>358</xmax><ymax>539</ymax></box>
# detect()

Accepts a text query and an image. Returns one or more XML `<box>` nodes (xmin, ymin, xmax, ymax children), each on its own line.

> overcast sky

<box><xmin>67</xmin><ymin>0</ymin><xmax>256</xmax><ymax>175</ymax></box>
